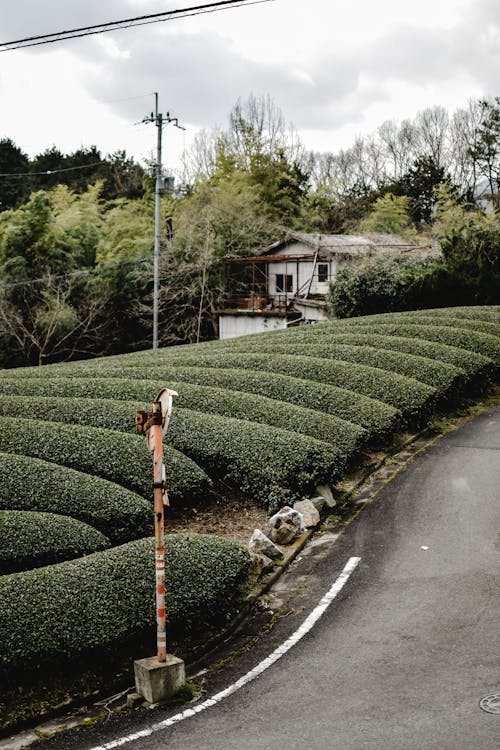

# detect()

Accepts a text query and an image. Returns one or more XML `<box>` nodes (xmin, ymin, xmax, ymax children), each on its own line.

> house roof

<box><xmin>258</xmin><ymin>232</ymin><xmax>418</xmax><ymax>258</ymax></box>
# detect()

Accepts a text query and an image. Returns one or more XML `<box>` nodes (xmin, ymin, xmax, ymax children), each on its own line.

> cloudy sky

<box><xmin>0</xmin><ymin>0</ymin><xmax>499</xmax><ymax>171</ymax></box>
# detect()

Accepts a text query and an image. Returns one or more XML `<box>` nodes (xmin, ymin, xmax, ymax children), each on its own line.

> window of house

<box><xmin>317</xmin><ymin>263</ymin><xmax>329</xmax><ymax>283</ymax></box>
<box><xmin>276</xmin><ymin>274</ymin><xmax>293</xmax><ymax>293</ymax></box>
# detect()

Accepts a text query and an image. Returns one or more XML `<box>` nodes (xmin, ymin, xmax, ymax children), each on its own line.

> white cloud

<box><xmin>0</xmin><ymin>0</ymin><xmax>498</xmax><ymax>162</ymax></box>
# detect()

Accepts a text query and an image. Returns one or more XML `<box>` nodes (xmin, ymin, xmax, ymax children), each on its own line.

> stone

<box><xmin>126</xmin><ymin>692</ymin><xmax>144</xmax><ymax>709</ymax></box>
<box><xmin>309</xmin><ymin>495</ymin><xmax>326</xmax><ymax>513</ymax></box>
<box><xmin>315</xmin><ymin>483</ymin><xmax>337</xmax><ymax>508</ymax></box>
<box><xmin>250</xmin><ymin>552</ymin><xmax>275</xmax><ymax>576</ymax></box>
<box><xmin>293</xmin><ymin>499</ymin><xmax>320</xmax><ymax>528</ymax></box>
<box><xmin>267</xmin><ymin>506</ymin><xmax>305</xmax><ymax>544</ymax></box>
<box><xmin>134</xmin><ymin>654</ymin><xmax>185</xmax><ymax>704</ymax></box>
<box><xmin>249</xmin><ymin>529</ymin><xmax>283</xmax><ymax>559</ymax></box>
<box><xmin>268</xmin><ymin>519</ymin><xmax>297</xmax><ymax>545</ymax></box>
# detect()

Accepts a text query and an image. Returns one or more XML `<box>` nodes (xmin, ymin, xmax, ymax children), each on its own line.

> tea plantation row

<box><xmin>0</xmin><ymin>306</ymin><xmax>498</xmax><ymax>678</ymax></box>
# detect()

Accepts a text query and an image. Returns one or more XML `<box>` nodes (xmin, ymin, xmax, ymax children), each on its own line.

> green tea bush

<box><xmin>331</xmin><ymin>322</ymin><xmax>500</xmax><ymax>367</ymax></box>
<box><xmin>415</xmin><ymin>306</ymin><xmax>499</xmax><ymax>323</ymax></box>
<box><xmin>0</xmin><ymin>417</ymin><xmax>210</xmax><ymax>504</ymax></box>
<box><xmin>0</xmin><ymin>371</ymin><xmax>397</xmax><ymax>444</ymax></box>
<box><xmin>340</xmin><ymin>311</ymin><xmax>499</xmax><ymax>337</ymax></box>
<box><xmin>222</xmin><ymin>338</ymin><xmax>463</xmax><ymax>393</ymax></box>
<box><xmin>0</xmin><ymin>453</ymin><xmax>152</xmax><ymax>544</ymax></box>
<box><xmin>0</xmin><ymin>534</ymin><xmax>250</xmax><ymax>673</ymax></box>
<box><xmin>285</xmin><ymin>330</ymin><xmax>493</xmax><ymax>379</ymax></box>
<box><xmin>0</xmin><ymin>392</ymin><xmax>366</xmax><ymax>456</ymax></box>
<box><xmin>130</xmin><ymin>353</ymin><xmax>436</xmax><ymax>423</ymax></box>
<box><xmin>0</xmin><ymin>511</ymin><xmax>110</xmax><ymax>574</ymax></box>
<box><xmin>168</xmin><ymin>408</ymin><xmax>347</xmax><ymax>509</ymax></box>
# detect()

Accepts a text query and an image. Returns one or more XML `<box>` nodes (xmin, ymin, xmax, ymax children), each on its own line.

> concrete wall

<box><xmin>219</xmin><ymin>314</ymin><xmax>288</xmax><ymax>340</ymax></box>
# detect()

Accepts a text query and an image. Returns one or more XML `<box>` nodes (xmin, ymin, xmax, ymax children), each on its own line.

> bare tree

<box><xmin>0</xmin><ymin>274</ymin><xmax>108</xmax><ymax>366</ymax></box>
<box><xmin>414</xmin><ymin>106</ymin><xmax>450</xmax><ymax>168</ymax></box>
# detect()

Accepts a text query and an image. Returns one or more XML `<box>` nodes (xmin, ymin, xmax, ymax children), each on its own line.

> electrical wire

<box><xmin>0</xmin><ymin>0</ymin><xmax>275</xmax><ymax>52</ymax></box>
<box><xmin>0</xmin><ymin>161</ymin><xmax>105</xmax><ymax>178</ymax></box>
<box><xmin>0</xmin><ymin>256</ymin><xmax>151</xmax><ymax>290</ymax></box>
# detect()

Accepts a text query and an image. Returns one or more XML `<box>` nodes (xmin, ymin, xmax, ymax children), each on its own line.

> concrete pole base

<box><xmin>134</xmin><ymin>654</ymin><xmax>186</xmax><ymax>704</ymax></box>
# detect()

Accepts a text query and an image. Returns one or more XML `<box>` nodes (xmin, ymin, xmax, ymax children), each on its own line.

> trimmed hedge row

<box><xmin>0</xmin><ymin>417</ymin><xmax>211</xmax><ymax>504</ymax></box>
<box><xmin>0</xmin><ymin>409</ymin><xmax>345</xmax><ymax>510</ymax></box>
<box><xmin>222</xmin><ymin>338</ymin><xmax>464</xmax><ymax>393</ymax></box>
<box><xmin>282</xmin><ymin>331</ymin><xmax>494</xmax><ymax>382</ymax></box>
<box><xmin>122</xmin><ymin>353</ymin><xmax>436</xmax><ymax>423</ymax></box>
<box><xmin>341</xmin><ymin>312</ymin><xmax>500</xmax><ymax>337</ymax></box>
<box><xmin>168</xmin><ymin>408</ymin><xmax>347</xmax><ymax>510</ymax></box>
<box><xmin>0</xmin><ymin>534</ymin><xmax>250</xmax><ymax>672</ymax></box>
<box><xmin>332</xmin><ymin>321</ymin><xmax>500</xmax><ymax>365</ymax></box>
<box><xmin>0</xmin><ymin>391</ymin><xmax>367</xmax><ymax>456</ymax></box>
<box><xmin>0</xmin><ymin>511</ymin><xmax>110</xmax><ymax>574</ymax></box>
<box><xmin>0</xmin><ymin>370</ymin><xmax>397</xmax><ymax>444</ymax></box>
<box><xmin>414</xmin><ymin>306</ymin><xmax>499</xmax><ymax>323</ymax></box>
<box><xmin>0</xmin><ymin>453</ymin><xmax>152</xmax><ymax>544</ymax></box>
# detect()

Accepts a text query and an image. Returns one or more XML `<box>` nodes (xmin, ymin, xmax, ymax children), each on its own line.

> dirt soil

<box><xmin>166</xmin><ymin>489</ymin><xmax>270</xmax><ymax>546</ymax></box>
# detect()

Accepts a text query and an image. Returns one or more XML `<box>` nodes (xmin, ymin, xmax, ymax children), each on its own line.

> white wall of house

<box><xmin>266</xmin><ymin>248</ymin><xmax>338</xmax><ymax>298</ymax></box>
<box><xmin>219</xmin><ymin>314</ymin><xmax>287</xmax><ymax>340</ymax></box>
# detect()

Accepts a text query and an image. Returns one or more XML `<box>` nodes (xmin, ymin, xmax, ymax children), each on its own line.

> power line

<box><xmin>0</xmin><ymin>0</ymin><xmax>274</xmax><ymax>52</ymax></box>
<box><xmin>0</xmin><ymin>256</ymin><xmax>152</xmax><ymax>290</ymax></box>
<box><xmin>0</xmin><ymin>161</ymin><xmax>104</xmax><ymax>178</ymax></box>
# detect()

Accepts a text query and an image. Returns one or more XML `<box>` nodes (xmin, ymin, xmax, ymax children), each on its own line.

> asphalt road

<box><xmin>51</xmin><ymin>407</ymin><xmax>500</xmax><ymax>750</ymax></box>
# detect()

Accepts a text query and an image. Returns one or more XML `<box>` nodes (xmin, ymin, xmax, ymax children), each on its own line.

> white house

<box><xmin>217</xmin><ymin>232</ymin><xmax>419</xmax><ymax>339</ymax></box>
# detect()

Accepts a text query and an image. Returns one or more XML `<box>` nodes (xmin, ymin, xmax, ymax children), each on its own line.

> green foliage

<box><xmin>132</xmin><ymin>351</ymin><xmax>436</xmax><ymax>423</ymax></box>
<box><xmin>0</xmin><ymin>453</ymin><xmax>152</xmax><ymax>544</ymax></box>
<box><xmin>0</xmin><ymin>534</ymin><xmax>250</xmax><ymax>672</ymax></box>
<box><xmin>360</xmin><ymin>193</ymin><xmax>417</xmax><ymax>238</ymax></box>
<box><xmin>329</xmin><ymin>253</ymin><xmax>443</xmax><ymax>318</ymax></box>
<box><xmin>223</xmin><ymin>334</ymin><xmax>464</xmax><ymax>393</ymax></box>
<box><xmin>440</xmin><ymin>222</ymin><xmax>500</xmax><ymax>304</ymax></box>
<box><xmin>0</xmin><ymin>139</ymin><xmax>30</xmax><ymax>209</ymax></box>
<box><xmin>0</xmin><ymin>394</ymin><xmax>348</xmax><ymax>509</ymax></box>
<box><xmin>334</xmin><ymin>318</ymin><xmax>500</xmax><ymax>366</ymax></box>
<box><xmin>388</xmin><ymin>156</ymin><xmax>448</xmax><ymax>225</ymax></box>
<box><xmin>169</xmin><ymin>409</ymin><xmax>346</xmax><ymax>510</ymax></box>
<box><xmin>0</xmin><ymin>416</ymin><xmax>211</xmax><ymax>504</ymax></box>
<box><xmin>0</xmin><ymin>511</ymin><xmax>110</xmax><ymax>574</ymax></box>
<box><xmin>0</xmin><ymin>367</ymin><xmax>394</xmax><ymax>444</ymax></box>
<box><xmin>350</xmin><ymin>311</ymin><xmax>499</xmax><ymax>337</ymax></box>
<box><xmin>0</xmin><ymin>389</ymin><xmax>366</xmax><ymax>456</ymax></box>
<box><xmin>284</xmin><ymin>330</ymin><xmax>495</xmax><ymax>384</ymax></box>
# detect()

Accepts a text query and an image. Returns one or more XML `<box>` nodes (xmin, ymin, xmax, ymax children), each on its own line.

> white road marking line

<box><xmin>91</xmin><ymin>556</ymin><xmax>361</xmax><ymax>750</ymax></box>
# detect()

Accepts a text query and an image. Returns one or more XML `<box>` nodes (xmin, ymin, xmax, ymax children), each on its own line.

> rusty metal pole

<box><xmin>152</xmin><ymin>400</ymin><xmax>167</xmax><ymax>662</ymax></box>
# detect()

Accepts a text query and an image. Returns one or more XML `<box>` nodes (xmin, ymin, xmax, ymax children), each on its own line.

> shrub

<box><xmin>0</xmin><ymin>391</ymin><xmax>366</xmax><ymax>456</ymax></box>
<box><xmin>169</xmin><ymin>408</ymin><xmax>348</xmax><ymax>510</ymax></box>
<box><xmin>0</xmin><ymin>417</ymin><xmax>211</xmax><ymax>505</ymax></box>
<box><xmin>328</xmin><ymin>254</ymin><xmax>444</xmax><ymax>318</ymax></box>
<box><xmin>0</xmin><ymin>511</ymin><xmax>110</xmax><ymax>574</ymax></box>
<box><xmin>0</xmin><ymin>371</ymin><xmax>397</xmax><ymax>445</ymax></box>
<box><xmin>221</xmin><ymin>337</ymin><xmax>463</xmax><ymax>393</ymax></box>
<box><xmin>417</xmin><ymin>306</ymin><xmax>499</xmax><ymax>323</ymax></box>
<box><xmin>440</xmin><ymin>222</ymin><xmax>500</xmax><ymax>305</ymax></box>
<box><xmin>0</xmin><ymin>453</ymin><xmax>152</xmax><ymax>544</ymax></box>
<box><xmin>129</xmin><ymin>352</ymin><xmax>436</xmax><ymax>424</ymax></box>
<box><xmin>332</xmin><ymin>321</ymin><xmax>500</xmax><ymax>367</ymax></box>
<box><xmin>289</xmin><ymin>332</ymin><xmax>494</xmax><ymax>384</ymax></box>
<box><xmin>0</xmin><ymin>534</ymin><xmax>250</xmax><ymax>673</ymax></box>
<box><xmin>341</xmin><ymin>311</ymin><xmax>499</xmax><ymax>337</ymax></box>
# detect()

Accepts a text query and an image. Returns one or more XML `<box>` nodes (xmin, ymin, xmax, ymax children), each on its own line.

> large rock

<box><xmin>249</xmin><ymin>529</ymin><xmax>283</xmax><ymax>559</ymax></box>
<box><xmin>309</xmin><ymin>495</ymin><xmax>326</xmax><ymax>513</ymax></box>
<box><xmin>249</xmin><ymin>552</ymin><xmax>274</xmax><ymax>576</ymax></box>
<box><xmin>293</xmin><ymin>499</ymin><xmax>320</xmax><ymax>528</ymax></box>
<box><xmin>315</xmin><ymin>483</ymin><xmax>337</xmax><ymax>508</ymax></box>
<box><xmin>268</xmin><ymin>506</ymin><xmax>305</xmax><ymax>544</ymax></box>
